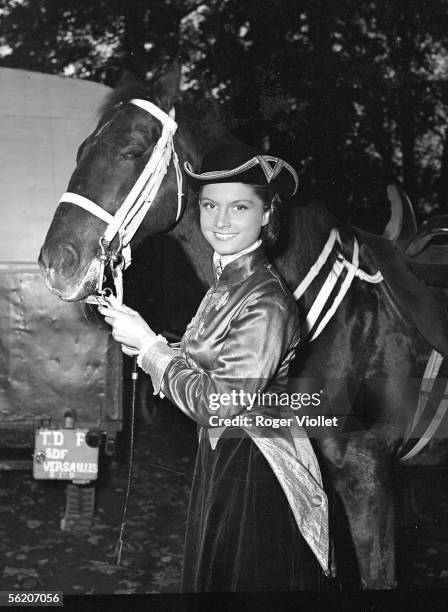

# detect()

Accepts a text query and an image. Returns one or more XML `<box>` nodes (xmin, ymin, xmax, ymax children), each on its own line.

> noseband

<box><xmin>58</xmin><ymin>99</ymin><xmax>184</xmax><ymax>301</ymax></box>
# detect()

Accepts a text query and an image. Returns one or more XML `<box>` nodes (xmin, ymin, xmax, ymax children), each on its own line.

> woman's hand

<box><xmin>121</xmin><ymin>344</ymin><xmax>140</xmax><ymax>357</ymax></box>
<box><xmin>98</xmin><ymin>304</ymin><xmax>156</xmax><ymax>353</ymax></box>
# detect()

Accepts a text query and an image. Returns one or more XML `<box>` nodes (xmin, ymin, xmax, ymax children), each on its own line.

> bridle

<box><xmin>58</xmin><ymin>98</ymin><xmax>184</xmax><ymax>304</ymax></box>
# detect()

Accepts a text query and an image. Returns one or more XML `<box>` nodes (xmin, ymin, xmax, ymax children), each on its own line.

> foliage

<box><xmin>1</xmin><ymin>0</ymin><xmax>448</xmax><ymax>226</ymax></box>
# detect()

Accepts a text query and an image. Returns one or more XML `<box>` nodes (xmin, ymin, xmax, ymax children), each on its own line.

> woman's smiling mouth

<box><xmin>214</xmin><ymin>232</ymin><xmax>238</xmax><ymax>240</ymax></box>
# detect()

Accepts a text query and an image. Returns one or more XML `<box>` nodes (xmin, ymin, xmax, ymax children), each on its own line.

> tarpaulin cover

<box><xmin>0</xmin><ymin>264</ymin><xmax>121</xmax><ymax>443</ymax></box>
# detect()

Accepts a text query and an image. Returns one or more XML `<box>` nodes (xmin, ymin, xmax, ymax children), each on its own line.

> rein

<box><xmin>59</xmin><ymin>98</ymin><xmax>184</xmax><ymax>302</ymax></box>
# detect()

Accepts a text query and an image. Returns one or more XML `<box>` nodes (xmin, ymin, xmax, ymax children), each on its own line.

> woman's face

<box><xmin>199</xmin><ymin>183</ymin><xmax>269</xmax><ymax>255</ymax></box>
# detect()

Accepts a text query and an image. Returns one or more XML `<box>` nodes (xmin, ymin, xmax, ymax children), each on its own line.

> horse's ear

<box><xmin>99</xmin><ymin>69</ymin><xmax>146</xmax><ymax>119</ymax></box>
<box><xmin>115</xmin><ymin>69</ymin><xmax>144</xmax><ymax>91</ymax></box>
<box><xmin>151</xmin><ymin>61</ymin><xmax>181</xmax><ymax>111</ymax></box>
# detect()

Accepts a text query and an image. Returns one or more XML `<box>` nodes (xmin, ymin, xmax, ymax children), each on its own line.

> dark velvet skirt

<box><xmin>181</xmin><ymin>430</ymin><xmax>326</xmax><ymax>592</ymax></box>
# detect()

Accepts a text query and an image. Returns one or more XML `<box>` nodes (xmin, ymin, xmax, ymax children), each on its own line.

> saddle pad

<box><xmin>355</xmin><ymin>229</ymin><xmax>448</xmax><ymax>357</ymax></box>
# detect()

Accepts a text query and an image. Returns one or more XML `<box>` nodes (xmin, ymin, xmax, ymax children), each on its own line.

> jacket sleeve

<box><xmin>156</xmin><ymin>295</ymin><xmax>300</xmax><ymax>426</ymax></box>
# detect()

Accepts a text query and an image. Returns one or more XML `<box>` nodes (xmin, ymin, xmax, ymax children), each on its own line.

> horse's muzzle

<box><xmin>38</xmin><ymin>241</ymin><xmax>97</xmax><ymax>300</ymax></box>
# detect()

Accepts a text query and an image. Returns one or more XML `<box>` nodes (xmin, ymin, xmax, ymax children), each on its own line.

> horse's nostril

<box><xmin>39</xmin><ymin>242</ymin><xmax>80</xmax><ymax>280</ymax></box>
<box><xmin>58</xmin><ymin>243</ymin><xmax>80</xmax><ymax>279</ymax></box>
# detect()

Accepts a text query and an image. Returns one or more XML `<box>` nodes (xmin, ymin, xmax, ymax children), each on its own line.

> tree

<box><xmin>1</xmin><ymin>0</ymin><xmax>448</xmax><ymax>225</ymax></box>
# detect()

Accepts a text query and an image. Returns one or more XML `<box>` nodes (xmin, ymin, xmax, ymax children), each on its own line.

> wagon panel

<box><xmin>0</xmin><ymin>69</ymin><xmax>121</xmax><ymax>451</ymax></box>
<box><xmin>0</xmin><ymin>264</ymin><xmax>122</xmax><ymax>447</ymax></box>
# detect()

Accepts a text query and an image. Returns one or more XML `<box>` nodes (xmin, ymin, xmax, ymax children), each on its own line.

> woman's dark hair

<box><xmin>250</xmin><ymin>185</ymin><xmax>282</xmax><ymax>247</ymax></box>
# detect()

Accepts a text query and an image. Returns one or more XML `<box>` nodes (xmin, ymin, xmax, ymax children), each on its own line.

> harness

<box><xmin>59</xmin><ymin>99</ymin><xmax>184</xmax><ymax>303</ymax></box>
<box><xmin>303</xmin><ymin>229</ymin><xmax>448</xmax><ymax>463</ymax></box>
<box><xmin>294</xmin><ymin>227</ymin><xmax>383</xmax><ymax>340</ymax></box>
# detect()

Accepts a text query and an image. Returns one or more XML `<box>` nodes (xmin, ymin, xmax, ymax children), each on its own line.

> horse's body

<box><xmin>38</xmin><ymin>69</ymin><xmax>439</xmax><ymax>589</ymax></box>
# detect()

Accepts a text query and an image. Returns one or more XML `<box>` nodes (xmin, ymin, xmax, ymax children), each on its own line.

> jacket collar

<box><xmin>216</xmin><ymin>245</ymin><xmax>268</xmax><ymax>285</ymax></box>
<box><xmin>213</xmin><ymin>239</ymin><xmax>262</xmax><ymax>273</ymax></box>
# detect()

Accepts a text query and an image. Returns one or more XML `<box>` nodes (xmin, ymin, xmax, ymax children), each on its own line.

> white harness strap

<box><xmin>294</xmin><ymin>228</ymin><xmax>383</xmax><ymax>341</ymax></box>
<box><xmin>399</xmin><ymin>350</ymin><xmax>448</xmax><ymax>462</ymax></box>
<box><xmin>293</xmin><ymin>229</ymin><xmax>340</xmax><ymax>300</ymax></box>
<box><xmin>58</xmin><ymin>98</ymin><xmax>184</xmax><ymax>299</ymax></box>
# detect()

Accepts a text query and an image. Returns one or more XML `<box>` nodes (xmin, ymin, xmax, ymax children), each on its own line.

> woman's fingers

<box><xmin>98</xmin><ymin>303</ymin><xmax>155</xmax><ymax>350</ymax></box>
<box><xmin>98</xmin><ymin>305</ymin><xmax>131</xmax><ymax>317</ymax></box>
<box><xmin>121</xmin><ymin>344</ymin><xmax>139</xmax><ymax>356</ymax></box>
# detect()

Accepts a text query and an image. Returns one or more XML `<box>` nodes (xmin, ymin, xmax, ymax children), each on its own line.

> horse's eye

<box><xmin>121</xmin><ymin>147</ymin><xmax>145</xmax><ymax>160</ymax></box>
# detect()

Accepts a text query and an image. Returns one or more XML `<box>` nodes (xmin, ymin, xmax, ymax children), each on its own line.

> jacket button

<box><xmin>311</xmin><ymin>494</ymin><xmax>323</xmax><ymax>507</ymax></box>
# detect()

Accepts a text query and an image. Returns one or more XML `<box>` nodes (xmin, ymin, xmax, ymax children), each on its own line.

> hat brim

<box><xmin>184</xmin><ymin>155</ymin><xmax>298</xmax><ymax>197</ymax></box>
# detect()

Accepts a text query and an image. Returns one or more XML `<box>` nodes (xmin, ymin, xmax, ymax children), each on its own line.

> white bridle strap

<box><xmin>59</xmin><ymin>192</ymin><xmax>114</xmax><ymax>224</ymax></box>
<box><xmin>58</xmin><ymin>192</ymin><xmax>132</xmax><ymax>267</ymax></box>
<box><xmin>102</xmin><ymin>104</ymin><xmax>180</xmax><ymax>247</ymax></box>
<box><xmin>130</xmin><ymin>99</ymin><xmax>178</xmax><ymax>132</ymax></box>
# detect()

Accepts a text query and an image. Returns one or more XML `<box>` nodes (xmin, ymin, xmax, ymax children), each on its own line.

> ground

<box><xmin>0</xmin><ymin>403</ymin><xmax>196</xmax><ymax>595</ymax></box>
<box><xmin>1</xmin><ymin>404</ymin><xmax>448</xmax><ymax>595</ymax></box>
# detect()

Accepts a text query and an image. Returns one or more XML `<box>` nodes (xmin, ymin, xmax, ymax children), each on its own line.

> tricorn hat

<box><xmin>184</xmin><ymin>144</ymin><xmax>298</xmax><ymax>197</ymax></box>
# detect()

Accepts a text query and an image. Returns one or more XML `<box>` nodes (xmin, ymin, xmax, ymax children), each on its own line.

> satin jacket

<box><xmin>141</xmin><ymin>246</ymin><xmax>330</xmax><ymax>574</ymax></box>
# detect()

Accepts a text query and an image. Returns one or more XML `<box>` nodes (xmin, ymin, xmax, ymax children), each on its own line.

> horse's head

<box><xmin>39</xmin><ymin>64</ymin><xmax>191</xmax><ymax>301</ymax></box>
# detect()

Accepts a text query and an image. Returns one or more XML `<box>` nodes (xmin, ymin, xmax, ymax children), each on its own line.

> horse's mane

<box><xmin>97</xmin><ymin>74</ymin><xmax>147</xmax><ymax>121</ymax></box>
<box><xmin>98</xmin><ymin>74</ymin><xmax>236</xmax><ymax>149</ymax></box>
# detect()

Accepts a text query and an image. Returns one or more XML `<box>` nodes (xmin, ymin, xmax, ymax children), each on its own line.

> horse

<box><xmin>38</xmin><ymin>65</ymin><xmax>448</xmax><ymax>589</ymax></box>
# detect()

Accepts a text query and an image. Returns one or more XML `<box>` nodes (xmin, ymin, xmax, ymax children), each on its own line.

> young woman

<box><xmin>99</xmin><ymin>144</ymin><xmax>330</xmax><ymax>592</ymax></box>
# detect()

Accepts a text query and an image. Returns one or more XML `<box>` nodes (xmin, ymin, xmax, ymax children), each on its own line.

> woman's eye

<box><xmin>200</xmin><ymin>201</ymin><xmax>216</xmax><ymax>210</ymax></box>
<box><xmin>234</xmin><ymin>204</ymin><xmax>248</xmax><ymax>211</ymax></box>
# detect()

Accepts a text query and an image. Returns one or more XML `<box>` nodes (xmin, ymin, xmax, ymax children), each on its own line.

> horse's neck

<box><xmin>271</xmin><ymin>200</ymin><xmax>345</xmax><ymax>310</ymax></box>
<box><xmin>167</xmin><ymin>110</ymin><xmax>238</xmax><ymax>288</ymax></box>
<box><xmin>169</xmin><ymin>195</ymin><xmax>214</xmax><ymax>288</ymax></box>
